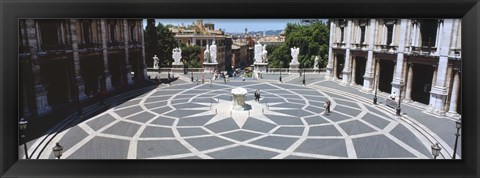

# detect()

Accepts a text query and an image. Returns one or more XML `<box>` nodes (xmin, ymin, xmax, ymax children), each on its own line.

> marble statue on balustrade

<box><xmin>153</xmin><ymin>55</ymin><xmax>159</xmax><ymax>69</ymax></box>
<box><xmin>172</xmin><ymin>47</ymin><xmax>183</xmax><ymax>65</ymax></box>
<box><xmin>290</xmin><ymin>47</ymin><xmax>299</xmax><ymax>64</ymax></box>
<box><xmin>253</xmin><ymin>41</ymin><xmax>268</xmax><ymax>79</ymax></box>
<box><xmin>289</xmin><ymin>47</ymin><xmax>300</xmax><ymax>72</ymax></box>
<box><xmin>314</xmin><ymin>56</ymin><xmax>319</xmax><ymax>70</ymax></box>
<box><xmin>210</xmin><ymin>41</ymin><xmax>217</xmax><ymax>63</ymax></box>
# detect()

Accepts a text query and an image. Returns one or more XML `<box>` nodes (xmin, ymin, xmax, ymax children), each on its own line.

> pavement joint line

<box><xmin>147</xmin><ymin>153</ymin><xmax>197</xmax><ymax>159</ymax></box>
<box><xmin>314</xmin><ymin>84</ymin><xmax>452</xmax><ymax>158</ymax></box>
<box><xmin>290</xmin><ymin>152</ymin><xmax>347</xmax><ymax>159</ymax></box>
<box><xmin>316</xmin><ymin>85</ymin><xmax>443</xmax><ymax>159</ymax></box>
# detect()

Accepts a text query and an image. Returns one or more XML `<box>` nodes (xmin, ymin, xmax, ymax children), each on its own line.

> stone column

<box><xmin>446</xmin><ymin>70</ymin><xmax>460</xmax><ymax>117</ymax></box>
<box><xmin>404</xmin><ymin>63</ymin><xmax>413</xmax><ymax>102</ymax></box>
<box><xmin>350</xmin><ymin>57</ymin><xmax>356</xmax><ymax>85</ymax></box>
<box><xmin>69</xmin><ymin>19</ymin><xmax>88</xmax><ymax>101</ymax></box>
<box><xmin>326</xmin><ymin>20</ymin><xmax>336</xmax><ymax>79</ymax></box>
<box><xmin>341</xmin><ymin>19</ymin><xmax>353</xmax><ymax>85</ymax></box>
<box><xmin>362</xmin><ymin>19</ymin><xmax>376</xmax><ymax>92</ymax></box>
<box><xmin>443</xmin><ymin>64</ymin><xmax>453</xmax><ymax>112</ymax></box>
<box><xmin>139</xmin><ymin>20</ymin><xmax>148</xmax><ymax>80</ymax></box>
<box><xmin>428</xmin><ymin>65</ymin><xmax>438</xmax><ymax>109</ymax></box>
<box><xmin>332</xmin><ymin>54</ymin><xmax>337</xmax><ymax>80</ymax></box>
<box><xmin>411</xmin><ymin>21</ymin><xmax>418</xmax><ymax>48</ymax></box>
<box><xmin>390</xmin><ymin>19</ymin><xmax>408</xmax><ymax>98</ymax></box>
<box><xmin>374</xmin><ymin>58</ymin><xmax>380</xmax><ymax>91</ymax></box>
<box><xmin>427</xmin><ymin>19</ymin><xmax>454</xmax><ymax>115</ymax></box>
<box><xmin>100</xmin><ymin>19</ymin><xmax>114</xmax><ymax>91</ymax></box>
<box><xmin>123</xmin><ymin>19</ymin><xmax>134</xmax><ymax>85</ymax></box>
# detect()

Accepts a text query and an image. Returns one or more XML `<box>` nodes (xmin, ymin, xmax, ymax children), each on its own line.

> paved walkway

<box><xmin>30</xmin><ymin>72</ymin><xmax>460</xmax><ymax>159</ymax></box>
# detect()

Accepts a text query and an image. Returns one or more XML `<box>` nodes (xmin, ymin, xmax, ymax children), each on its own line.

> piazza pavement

<box><xmin>24</xmin><ymin>72</ymin><xmax>461</xmax><ymax>159</ymax></box>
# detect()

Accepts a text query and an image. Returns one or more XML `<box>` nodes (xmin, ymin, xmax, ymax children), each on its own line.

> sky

<box><xmin>143</xmin><ymin>19</ymin><xmax>320</xmax><ymax>33</ymax></box>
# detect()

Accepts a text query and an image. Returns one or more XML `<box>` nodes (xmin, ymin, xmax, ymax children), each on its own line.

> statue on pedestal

<box><xmin>210</xmin><ymin>41</ymin><xmax>217</xmax><ymax>63</ymax></box>
<box><xmin>290</xmin><ymin>47</ymin><xmax>299</xmax><ymax>64</ymax></box>
<box><xmin>172</xmin><ymin>47</ymin><xmax>183</xmax><ymax>65</ymax></box>
<box><xmin>314</xmin><ymin>56</ymin><xmax>319</xmax><ymax>69</ymax></box>
<box><xmin>153</xmin><ymin>55</ymin><xmax>159</xmax><ymax>69</ymax></box>
<box><xmin>262</xmin><ymin>44</ymin><xmax>268</xmax><ymax>63</ymax></box>
<box><xmin>254</xmin><ymin>41</ymin><xmax>263</xmax><ymax>63</ymax></box>
<box><xmin>204</xmin><ymin>44</ymin><xmax>211</xmax><ymax>63</ymax></box>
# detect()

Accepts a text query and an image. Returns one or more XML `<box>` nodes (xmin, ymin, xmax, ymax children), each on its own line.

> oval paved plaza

<box><xmin>36</xmin><ymin>74</ymin><xmax>459</xmax><ymax>159</ymax></box>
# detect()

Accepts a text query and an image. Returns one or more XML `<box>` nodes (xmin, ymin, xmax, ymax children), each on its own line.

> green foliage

<box><xmin>180</xmin><ymin>43</ymin><xmax>202</xmax><ymax>68</ymax></box>
<box><xmin>268</xmin><ymin>21</ymin><xmax>330</xmax><ymax>68</ymax></box>
<box><xmin>156</xmin><ymin>22</ymin><xmax>178</xmax><ymax>68</ymax></box>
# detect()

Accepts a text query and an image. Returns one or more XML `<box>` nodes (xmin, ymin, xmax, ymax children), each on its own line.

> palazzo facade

<box><xmin>19</xmin><ymin>19</ymin><xmax>148</xmax><ymax>117</ymax></box>
<box><xmin>325</xmin><ymin>19</ymin><xmax>461</xmax><ymax>117</ymax></box>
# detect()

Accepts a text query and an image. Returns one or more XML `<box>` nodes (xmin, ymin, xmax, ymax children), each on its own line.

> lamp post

<box><xmin>191</xmin><ymin>71</ymin><xmax>194</xmax><ymax>82</ymax></box>
<box><xmin>302</xmin><ymin>67</ymin><xmax>306</xmax><ymax>85</ymax></box>
<box><xmin>452</xmin><ymin>118</ymin><xmax>462</xmax><ymax>159</ymax></box>
<box><xmin>396</xmin><ymin>62</ymin><xmax>411</xmax><ymax>116</ymax></box>
<box><xmin>431</xmin><ymin>143</ymin><xmax>442</xmax><ymax>159</ymax></box>
<box><xmin>52</xmin><ymin>142</ymin><xmax>63</xmax><ymax>159</ymax></box>
<box><xmin>19</xmin><ymin>118</ymin><xmax>29</xmax><ymax>159</ymax></box>
<box><xmin>373</xmin><ymin>59</ymin><xmax>379</xmax><ymax>105</ymax></box>
<box><xmin>279</xmin><ymin>62</ymin><xmax>283</xmax><ymax>83</ymax></box>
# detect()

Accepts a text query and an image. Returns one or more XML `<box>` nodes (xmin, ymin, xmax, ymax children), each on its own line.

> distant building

<box><xmin>326</xmin><ymin>19</ymin><xmax>461</xmax><ymax>117</ymax></box>
<box><xmin>169</xmin><ymin>19</ymin><xmax>227</xmax><ymax>71</ymax></box>
<box><xmin>19</xmin><ymin>19</ymin><xmax>147</xmax><ymax>117</ymax></box>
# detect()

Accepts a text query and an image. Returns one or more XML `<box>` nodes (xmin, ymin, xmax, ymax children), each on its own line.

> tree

<box><xmin>144</xmin><ymin>19</ymin><xmax>158</xmax><ymax>68</ymax></box>
<box><xmin>279</xmin><ymin>22</ymin><xmax>330</xmax><ymax>68</ymax></box>
<box><xmin>156</xmin><ymin>22</ymin><xmax>178</xmax><ymax>68</ymax></box>
<box><xmin>180</xmin><ymin>43</ymin><xmax>202</xmax><ymax>68</ymax></box>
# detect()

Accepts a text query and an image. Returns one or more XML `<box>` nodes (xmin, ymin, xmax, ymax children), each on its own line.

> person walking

<box><xmin>209</xmin><ymin>78</ymin><xmax>213</xmax><ymax>87</ymax></box>
<box><xmin>195</xmin><ymin>76</ymin><xmax>199</xmax><ymax>85</ymax></box>
<box><xmin>324</xmin><ymin>100</ymin><xmax>331</xmax><ymax>114</ymax></box>
<box><xmin>202</xmin><ymin>75</ymin><xmax>205</xmax><ymax>84</ymax></box>
<box><xmin>242</xmin><ymin>75</ymin><xmax>246</xmax><ymax>85</ymax></box>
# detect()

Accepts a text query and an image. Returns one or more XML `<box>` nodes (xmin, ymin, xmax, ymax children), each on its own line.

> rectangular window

<box><xmin>360</xmin><ymin>26</ymin><xmax>366</xmax><ymax>44</ymax></box>
<box><xmin>386</xmin><ymin>25</ymin><xmax>393</xmax><ymax>45</ymax></box>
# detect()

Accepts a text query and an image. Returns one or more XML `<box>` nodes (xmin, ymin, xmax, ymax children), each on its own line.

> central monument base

<box><xmin>231</xmin><ymin>87</ymin><xmax>249</xmax><ymax>111</ymax></box>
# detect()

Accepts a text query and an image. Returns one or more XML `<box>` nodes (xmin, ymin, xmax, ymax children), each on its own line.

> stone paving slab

<box><xmin>150</xmin><ymin>106</ymin><xmax>173</xmax><ymax>115</ymax></box>
<box><xmin>144</xmin><ymin>101</ymin><xmax>168</xmax><ymax>109</ymax></box>
<box><xmin>207</xmin><ymin>145</ymin><xmax>279</xmax><ymax>159</ymax></box>
<box><xmin>177</xmin><ymin>115</ymin><xmax>214</xmax><ymax>126</ymax></box>
<box><xmin>67</xmin><ymin>137</ymin><xmax>129</xmax><ymax>159</ymax></box>
<box><xmin>221</xmin><ymin>130</ymin><xmax>262</xmax><ymax>142</ymax></box>
<box><xmin>116</xmin><ymin>99</ymin><xmax>142</xmax><ymax>108</ymax></box>
<box><xmin>304</xmin><ymin>116</ymin><xmax>329</xmax><ymax>125</ymax></box>
<box><xmin>266</xmin><ymin>114</ymin><xmax>304</xmax><ymax>125</ymax></box>
<box><xmin>273</xmin><ymin>127</ymin><xmax>305</xmax><ymax>136</ymax></box>
<box><xmin>137</xmin><ymin>140</ymin><xmax>191</xmax><ymax>159</ymax></box>
<box><xmin>353</xmin><ymin>135</ymin><xmax>415</xmax><ymax>158</ymax></box>
<box><xmin>333</xmin><ymin>105</ymin><xmax>362</xmax><ymax>117</ymax></box>
<box><xmin>150</xmin><ymin>116</ymin><xmax>176</xmax><ymax>126</ymax></box>
<box><xmin>204</xmin><ymin>118</ymin><xmax>240</xmax><ymax>133</ymax></box>
<box><xmin>86</xmin><ymin>114</ymin><xmax>116</xmax><ymax>131</ymax></box>
<box><xmin>57</xmin><ymin>126</ymin><xmax>89</xmax><ymax>157</ymax></box>
<box><xmin>178</xmin><ymin>128</ymin><xmax>210</xmax><ymax>137</ymax></box>
<box><xmin>102</xmin><ymin>121</ymin><xmax>141</xmax><ymax>137</ymax></box>
<box><xmin>114</xmin><ymin>106</ymin><xmax>144</xmax><ymax>117</ymax></box>
<box><xmin>361</xmin><ymin>113</ymin><xmax>390</xmax><ymax>130</ymax></box>
<box><xmin>389</xmin><ymin>124</ymin><xmax>431</xmax><ymax>158</ymax></box>
<box><xmin>323</xmin><ymin>112</ymin><xmax>351</xmax><ymax>122</ymax></box>
<box><xmin>140</xmin><ymin>126</ymin><xmax>175</xmax><ymax>138</ymax></box>
<box><xmin>125</xmin><ymin>111</ymin><xmax>156</xmax><ymax>123</ymax></box>
<box><xmin>185</xmin><ymin>136</ymin><xmax>234</xmax><ymax>151</ymax></box>
<box><xmin>242</xmin><ymin>118</ymin><xmax>277</xmax><ymax>133</ymax></box>
<box><xmin>294</xmin><ymin>139</ymin><xmax>348</xmax><ymax>157</ymax></box>
<box><xmin>338</xmin><ymin>120</ymin><xmax>376</xmax><ymax>136</ymax></box>
<box><xmin>250</xmin><ymin>136</ymin><xmax>299</xmax><ymax>150</ymax></box>
<box><xmin>308</xmin><ymin>125</ymin><xmax>342</xmax><ymax>136</ymax></box>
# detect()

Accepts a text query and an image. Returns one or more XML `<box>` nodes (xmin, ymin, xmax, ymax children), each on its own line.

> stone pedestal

<box><xmin>204</xmin><ymin>63</ymin><xmax>218</xmax><ymax>73</ymax></box>
<box><xmin>289</xmin><ymin>63</ymin><xmax>300</xmax><ymax>73</ymax></box>
<box><xmin>254</xmin><ymin>62</ymin><xmax>268</xmax><ymax>79</ymax></box>
<box><xmin>231</xmin><ymin>88</ymin><xmax>247</xmax><ymax>111</ymax></box>
<box><xmin>171</xmin><ymin>63</ymin><xmax>185</xmax><ymax>74</ymax></box>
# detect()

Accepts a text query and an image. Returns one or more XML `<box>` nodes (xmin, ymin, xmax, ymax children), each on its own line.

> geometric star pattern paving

<box><xmin>40</xmin><ymin>80</ymin><xmax>437</xmax><ymax>159</ymax></box>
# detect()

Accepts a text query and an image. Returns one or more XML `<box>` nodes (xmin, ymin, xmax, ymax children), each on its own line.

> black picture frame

<box><xmin>1</xmin><ymin>0</ymin><xmax>479</xmax><ymax>177</ymax></box>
